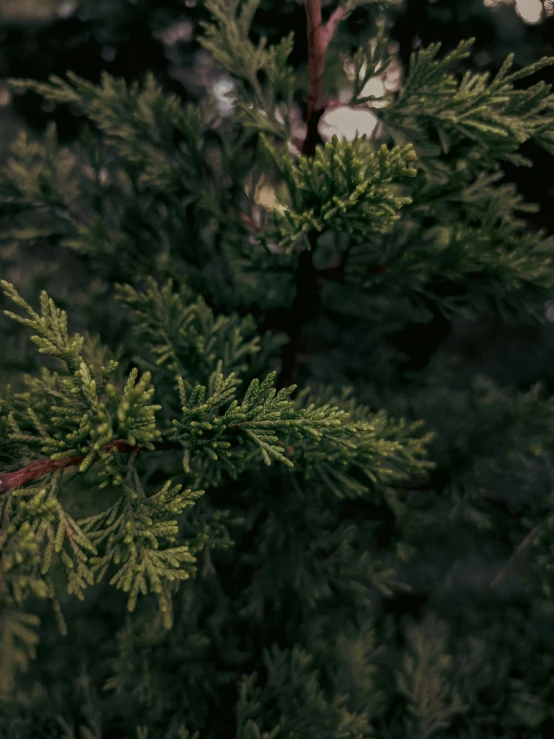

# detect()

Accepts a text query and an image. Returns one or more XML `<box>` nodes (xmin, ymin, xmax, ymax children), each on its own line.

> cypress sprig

<box><xmin>384</xmin><ymin>37</ymin><xmax>554</xmax><ymax>169</ymax></box>
<box><xmin>262</xmin><ymin>135</ymin><xmax>417</xmax><ymax>251</ymax></box>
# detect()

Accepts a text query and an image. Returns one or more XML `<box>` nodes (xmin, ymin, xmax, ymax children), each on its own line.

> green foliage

<box><xmin>3</xmin><ymin>69</ymin><xmax>251</xmax><ymax>302</ymax></box>
<box><xmin>0</xmin><ymin>607</ymin><xmax>40</xmax><ymax>701</ymax></box>
<box><xmin>1</xmin><ymin>280</ymin><xmax>162</xmax><ymax>464</ymax></box>
<box><xmin>396</xmin><ymin>617</ymin><xmax>467</xmax><ymax>738</ymax></box>
<box><xmin>0</xmin><ymin>275</ymin><xmax>429</xmax><ymax>697</ymax></box>
<box><xmin>2</xmin><ymin>0</ymin><xmax>554</xmax><ymax>737</ymax></box>
<box><xmin>82</xmin><ymin>465</ymin><xmax>205</xmax><ymax>628</ymax></box>
<box><xmin>200</xmin><ymin>0</ymin><xmax>295</xmax><ymax>138</ymax></box>
<box><xmin>10</xmin><ymin>72</ymin><xmax>211</xmax><ymax>196</ymax></box>
<box><xmin>114</xmin><ymin>278</ymin><xmax>263</xmax><ymax>389</ymax></box>
<box><xmin>348</xmin><ymin>22</ymin><xmax>395</xmax><ymax>106</ymax></box>
<box><xmin>383</xmin><ymin>38</ymin><xmax>554</xmax><ymax>171</ymax></box>
<box><xmin>0</xmin><ymin>122</ymin><xmax>77</xmax><ymax>217</ymax></box>
<box><xmin>235</xmin><ymin>644</ymin><xmax>373</xmax><ymax>738</ymax></box>
<box><xmin>261</xmin><ymin>135</ymin><xmax>417</xmax><ymax>252</ymax></box>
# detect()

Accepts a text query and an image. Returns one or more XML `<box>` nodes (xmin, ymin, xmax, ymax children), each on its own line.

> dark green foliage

<box><xmin>2</xmin><ymin>1</ymin><xmax>554</xmax><ymax>737</ymax></box>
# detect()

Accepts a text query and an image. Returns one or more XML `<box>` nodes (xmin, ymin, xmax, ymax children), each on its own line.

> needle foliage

<box><xmin>2</xmin><ymin>1</ymin><xmax>554</xmax><ymax>737</ymax></box>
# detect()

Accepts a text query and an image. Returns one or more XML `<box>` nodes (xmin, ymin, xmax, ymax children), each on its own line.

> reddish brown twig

<box><xmin>325</xmin><ymin>4</ymin><xmax>350</xmax><ymax>41</ymax></box>
<box><xmin>302</xmin><ymin>0</ymin><xmax>350</xmax><ymax>156</ymax></box>
<box><xmin>239</xmin><ymin>212</ymin><xmax>262</xmax><ymax>233</ymax></box>
<box><xmin>0</xmin><ymin>439</ymin><xmax>138</xmax><ymax>495</ymax></box>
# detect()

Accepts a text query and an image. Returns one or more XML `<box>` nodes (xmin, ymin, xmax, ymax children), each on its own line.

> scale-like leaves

<box><xmin>81</xmin><ymin>464</ymin><xmax>204</xmax><ymax>628</ymax></box>
<box><xmin>11</xmin><ymin>73</ymin><xmax>211</xmax><ymax>195</ymax></box>
<box><xmin>200</xmin><ymin>0</ymin><xmax>295</xmax><ymax>138</ymax></box>
<box><xmin>1</xmin><ymin>281</ymin><xmax>162</xmax><ymax>467</ymax></box>
<box><xmin>115</xmin><ymin>278</ymin><xmax>261</xmax><ymax>392</ymax></box>
<box><xmin>262</xmin><ymin>135</ymin><xmax>417</xmax><ymax>252</ymax></box>
<box><xmin>384</xmin><ymin>38</ymin><xmax>554</xmax><ymax>169</ymax></box>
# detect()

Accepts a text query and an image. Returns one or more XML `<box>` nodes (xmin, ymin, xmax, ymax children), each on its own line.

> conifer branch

<box><xmin>0</xmin><ymin>440</ymin><xmax>139</xmax><ymax>495</ymax></box>
<box><xmin>239</xmin><ymin>212</ymin><xmax>262</xmax><ymax>232</ymax></box>
<box><xmin>276</xmin><ymin>136</ymin><xmax>416</xmax><ymax>386</ymax></box>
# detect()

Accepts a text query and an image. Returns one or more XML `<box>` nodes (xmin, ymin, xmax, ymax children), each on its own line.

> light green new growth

<box><xmin>167</xmin><ymin>366</ymin><xmax>373</xmax><ymax>476</ymax></box>
<box><xmin>81</xmin><ymin>463</ymin><xmax>205</xmax><ymax>629</ymax></box>
<box><xmin>262</xmin><ymin>135</ymin><xmax>417</xmax><ymax>252</ymax></box>
<box><xmin>0</xmin><ymin>280</ymin><xmax>162</xmax><ymax>469</ymax></box>
<box><xmin>0</xmin><ymin>283</ymin><xmax>197</xmax><ymax>630</ymax></box>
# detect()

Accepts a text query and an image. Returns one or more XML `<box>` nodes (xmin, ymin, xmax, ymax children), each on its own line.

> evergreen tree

<box><xmin>3</xmin><ymin>0</ymin><xmax>554</xmax><ymax>736</ymax></box>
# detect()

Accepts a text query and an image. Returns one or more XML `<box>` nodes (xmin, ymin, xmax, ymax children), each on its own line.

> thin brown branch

<box><xmin>0</xmin><ymin>440</ymin><xmax>139</xmax><ymax>495</ymax></box>
<box><xmin>239</xmin><ymin>212</ymin><xmax>262</xmax><ymax>233</ymax></box>
<box><xmin>0</xmin><ymin>428</ymin><xmax>296</xmax><ymax>497</ymax></box>
<box><xmin>323</xmin><ymin>3</ymin><xmax>350</xmax><ymax>48</ymax></box>
<box><xmin>279</xmin><ymin>1</ymin><xmax>351</xmax><ymax>385</ymax></box>
<box><xmin>302</xmin><ymin>0</ymin><xmax>349</xmax><ymax>156</ymax></box>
